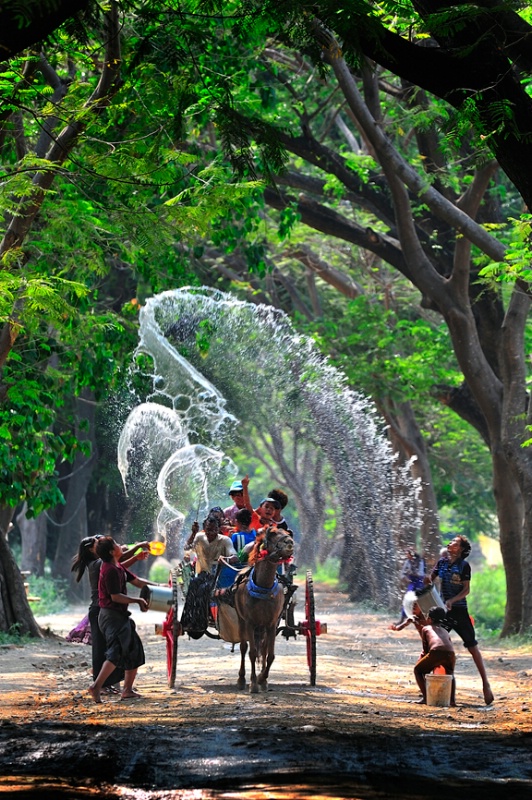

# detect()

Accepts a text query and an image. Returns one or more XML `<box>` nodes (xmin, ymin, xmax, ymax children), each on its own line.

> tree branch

<box><xmin>286</xmin><ymin>244</ymin><xmax>364</xmax><ymax>299</ymax></box>
<box><xmin>321</xmin><ymin>36</ymin><xmax>506</xmax><ymax>264</ymax></box>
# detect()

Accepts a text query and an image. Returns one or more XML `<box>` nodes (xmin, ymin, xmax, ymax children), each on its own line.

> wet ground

<box><xmin>0</xmin><ymin>586</ymin><xmax>531</xmax><ymax>799</ymax></box>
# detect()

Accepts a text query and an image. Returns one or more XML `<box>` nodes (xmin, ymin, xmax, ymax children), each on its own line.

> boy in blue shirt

<box><xmin>429</xmin><ymin>535</ymin><xmax>493</xmax><ymax>705</ymax></box>
<box><xmin>231</xmin><ymin>508</ymin><xmax>257</xmax><ymax>563</ymax></box>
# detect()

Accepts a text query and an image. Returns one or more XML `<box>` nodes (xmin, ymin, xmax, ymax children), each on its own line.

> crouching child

<box><xmin>414</xmin><ymin>607</ymin><xmax>456</xmax><ymax>706</ymax></box>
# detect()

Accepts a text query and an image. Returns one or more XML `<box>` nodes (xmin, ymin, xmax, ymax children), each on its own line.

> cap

<box><xmin>229</xmin><ymin>480</ymin><xmax>243</xmax><ymax>494</ymax></box>
<box><xmin>260</xmin><ymin>497</ymin><xmax>281</xmax><ymax>509</ymax></box>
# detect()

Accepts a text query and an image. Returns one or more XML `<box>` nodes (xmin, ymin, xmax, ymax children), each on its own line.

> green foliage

<box><xmin>298</xmin><ymin>557</ymin><xmax>340</xmax><ymax>587</ymax></box>
<box><xmin>278</xmin><ymin>202</ymin><xmax>301</xmax><ymax>240</ymax></box>
<box><xmin>149</xmin><ymin>562</ymin><xmax>172</xmax><ymax>583</ymax></box>
<box><xmin>469</xmin><ymin>566</ymin><xmax>506</xmax><ymax>633</ymax></box>
<box><xmin>479</xmin><ymin>213</ymin><xmax>532</xmax><ymax>286</ymax></box>
<box><xmin>0</xmin><ymin>625</ymin><xmax>30</xmax><ymax>645</ymax></box>
<box><xmin>0</xmin><ymin>378</ymin><xmax>75</xmax><ymax>514</ymax></box>
<box><xmin>28</xmin><ymin>575</ymin><xmax>69</xmax><ymax>615</ymax></box>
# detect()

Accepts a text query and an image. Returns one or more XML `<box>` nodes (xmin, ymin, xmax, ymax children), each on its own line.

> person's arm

<box><xmin>218</xmin><ymin>553</ymin><xmax>239</xmax><ymax>564</ymax></box>
<box><xmin>425</xmin><ymin>563</ymin><xmax>439</xmax><ymax>584</ymax></box>
<box><xmin>185</xmin><ymin>521</ymin><xmax>200</xmax><ymax>548</ymax></box>
<box><xmin>242</xmin><ymin>474</ymin><xmax>253</xmax><ymax>513</ymax></box>
<box><xmin>121</xmin><ymin>549</ymin><xmax>150</xmax><ymax>570</ymax></box>
<box><xmin>122</xmin><ymin>564</ymin><xmax>160</xmax><ymax>590</ymax></box>
<box><xmin>119</xmin><ymin>542</ymin><xmax>149</xmax><ymax>563</ymax></box>
<box><xmin>445</xmin><ymin>579</ymin><xmax>470</xmax><ymax>610</ymax></box>
<box><xmin>104</xmin><ymin>564</ymin><xmax>149</xmax><ymax>610</ymax></box>
<box><xmin>130</xmin><ymin>576</ymin><xmax>160</xmax><ymax>589</ymax></box>
<box><xmin>218</xmin><ymin>537</ymin><xmax>238</xmax><ymax>564</ymax></box>
<box><xmin>389</xmin><ymin>618</ymin><xmax>412</xmax><ymax>632</ymax></box>
<box><xmin>109</xmin><ymin>591</ymin><xmax>148</xmax><ymax>610</ymax></box>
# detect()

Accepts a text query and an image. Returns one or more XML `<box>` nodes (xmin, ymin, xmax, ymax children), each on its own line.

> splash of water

<box><xmin>120</xmin><ymin>287</ymin><xmax>420</xmax><ymax>601</ymax></box>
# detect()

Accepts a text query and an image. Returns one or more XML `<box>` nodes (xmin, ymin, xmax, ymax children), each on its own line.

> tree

<box><xmin>249</xmin><ymin>3</ymin><xmax>532</xmax><ymax>633</ymax></box>
<box><xmin>4</xmin><ymin>1</ymin><xmax>532</xmax><ymax>630</ymax></box>
<box><xmin>137</xmin><ymin>1</ymin><xmax>532</xmax><ymax>630</ymax></box>
<box><xmin>0</xmin><ymin>0</ymin><xmax>282</xmax><ymax>623</ymax></box>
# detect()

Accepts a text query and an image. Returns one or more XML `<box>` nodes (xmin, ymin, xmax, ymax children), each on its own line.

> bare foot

<box><xmin>483</xmin><ymin>686</ymin><xmax>494</xmax><ymax>705</ymax></box>
<box><xmin>121</xmin><ymin>689</ymin><xmax>141</xmax><ymax>700</ymax></box>
<box><xmin>88</xmin><ymin>685</ymin><xmax>101</xmax><ymax>704</ymax></box>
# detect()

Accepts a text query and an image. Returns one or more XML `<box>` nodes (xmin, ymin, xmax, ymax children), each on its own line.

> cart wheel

<box><xmin>305</xmin><ymin>570</ymin><xmax>317</xmax><ymax>686</ymax></box>
<box><xmin>166</xmin><ymin>569</ymin><xmax>179</xmax><ymax>689</ymax></box>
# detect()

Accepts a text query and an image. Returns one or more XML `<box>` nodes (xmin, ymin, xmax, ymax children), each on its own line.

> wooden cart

<box><xmin>154</xmin><ymin>563</ymin><xmax>327</xmax><ymax>689</ymax></box>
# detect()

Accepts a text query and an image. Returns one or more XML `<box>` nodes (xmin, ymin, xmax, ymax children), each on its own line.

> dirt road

<box><xmin>0</xmin><ymin>585</ymin><xmax>531</xmax><ymax>799</ymax></box>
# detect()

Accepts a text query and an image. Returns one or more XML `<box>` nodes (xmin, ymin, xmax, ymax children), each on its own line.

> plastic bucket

<box><xmin>140</xmin><ymin>585</ymin><xmax>173</xmax><ymax>613</ymax></box>
<box><xmin>426</xmin><ymin>673</ymin><xmax>452</xmax><ymax>707</ymax></box>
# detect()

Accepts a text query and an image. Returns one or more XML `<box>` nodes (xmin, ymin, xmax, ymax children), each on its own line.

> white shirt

<box><xmin>192</xmin><ymin>532</ymin><xmax>236</xmax><ymax>574</ymax></box>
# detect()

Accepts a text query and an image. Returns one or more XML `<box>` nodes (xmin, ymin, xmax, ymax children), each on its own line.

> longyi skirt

<box><xmin>98</xmin><ymin>608</ymin><xmax>145</xmax><ymax>671</ymax></box>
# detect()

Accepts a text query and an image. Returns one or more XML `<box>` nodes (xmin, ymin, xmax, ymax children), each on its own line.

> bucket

<box><xmin>415</xmin><ymin>584</ymin><xmax>446</xmax><ymax>616</ymax></box>
<box><xmin>426</xmin><ymin>673</ymin><xmax>453</xmax><ymax>707</ymax></box>
<box><xmin>140</xmin><ymin>584</ymin><xmax>173</xmax><ymax>613</ymax></box>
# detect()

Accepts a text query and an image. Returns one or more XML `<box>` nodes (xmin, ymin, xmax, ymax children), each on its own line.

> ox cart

<box><xmin>144</xmin><ymin>546</ymin><xmax>327</xmax><ymax>690</ymax></box>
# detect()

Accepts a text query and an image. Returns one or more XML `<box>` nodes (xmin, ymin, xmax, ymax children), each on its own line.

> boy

<box><xmin>231</xmin><ymin>508</ymin><xmax>257</xmax><ymax>561</ymax></box>
<box><xmin>414</xmin><ymin>607</ymin><xmax>456</xmax><ymax>706</ymax></box>
<box><xmin>267</xmin><ymin>488</ymin><xmax>291</xmax><ymax>531</ymax></box>
<box><xmin>428</xmin><ymin>534</ymin><xmax>493</xmax><ymax>705</ymax></box>
<box><xmin>224</xmin><ymin>479</ymin><xmax>247</xmax><ymax>524</ymax></box>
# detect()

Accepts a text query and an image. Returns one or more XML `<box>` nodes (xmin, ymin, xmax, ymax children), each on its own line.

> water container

<box><xmin>426</xmin><ymin>674</ymin><xmax>453</xmax><ymax>707</ymax></box>
<box><xmin>140</xmin><ymin>584</ymin><xmax>173</xmax><ymax>613</ymax></box>
<box><xmin>415</xmin><ymin>584</ymin><xmax>446</xmax><ymax>616</ymax></box>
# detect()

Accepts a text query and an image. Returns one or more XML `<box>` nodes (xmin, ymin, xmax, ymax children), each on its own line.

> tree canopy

<box><xmin>2</xmin><ymin>1</ymin><xmax>532</xmax><ymax>633</ymax></box>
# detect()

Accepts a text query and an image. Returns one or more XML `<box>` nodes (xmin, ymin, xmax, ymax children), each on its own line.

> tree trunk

<box><xmin>293</xmin><ymin>500</ymin><xmax>325</xmax><ymax>569</ymax></box>
<box><xmin>0</xmin><ymin>517</ymin><xmax>42</xmax><ymax>637</ymax></box>
<box><xmin>492</xmin><ymin>453</ymin><xmax>523</xmax><ymax>635</ymax></box>
<box><xmin>17</xmin><ymin>505</ymin><xmax>47</xmax><ymax>578</ymax></box>
<box><xmin>52</xmin><ymin>393</ymin><xmax>97</xmax><ymax>600</ymax></box>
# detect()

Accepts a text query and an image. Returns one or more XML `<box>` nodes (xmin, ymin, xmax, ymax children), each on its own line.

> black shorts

<box><xmin>443</xmin><ymin>605</ymin><xmax>477</xmax><ymax>649</ymax></box>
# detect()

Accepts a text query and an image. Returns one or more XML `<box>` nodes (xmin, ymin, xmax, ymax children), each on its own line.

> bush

<box><xmin>298</xmin><ymin>558</ymin><xmax>340</xmax><ymax>588</ymax></box>
<box><xmin>0</xmin><ymin>625</ymin><xmax>30</xmax><ymax>645</ymax></box>
<box><xmin>149</xmin><ymin>562</ymin><xmax>172</xmax><ymax>584</ymax></box>
<box><xmin>469</xmin><ymin>565</ymin><xmax>506</xmax><ymax>632</ymax></box>
<box><xmin>28</xmin><ymin>575</ymin><xmax>69</xmax><ymax>615</ymax></box>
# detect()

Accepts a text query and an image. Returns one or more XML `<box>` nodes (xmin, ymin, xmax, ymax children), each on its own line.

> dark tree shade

<box><xmin>0</xmin><ymin>0</ymin><xmax>91</xmax><ymax>59</ymax></box>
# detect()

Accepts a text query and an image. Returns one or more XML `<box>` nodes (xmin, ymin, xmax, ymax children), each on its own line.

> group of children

<box><xmin>391</xmin><ymin>534</ymin><xmax>494</xmax><ymax>706</ymax></box>
<box><xmin>184</xmin><ymin>475</ymin><xmax>293</xmax><ymax>581</ymax></box>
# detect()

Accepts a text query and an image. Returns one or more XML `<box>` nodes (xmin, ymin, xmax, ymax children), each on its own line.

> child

<box><xmin>255</xmin><ymin>497</ymin><xmax>281</xmax><ymax>526</ymax></box>
<box><xmin>231</xmin><ymin>508</ymin><xmax>257</xmax><ymax>562</ymax></box>
<box><xmin>267</xmin><ymin>488</ymin><xmax>291</xmax><ymax>531</ymax></box>
<box><xmin>428</xmin><ymin>534</ymin><xmax>493</xmax><ymax>705</ymax></box>
<box><xmin>414</xmin><ymin>606</ymin><xmax>456</xmax><ymax>706</ymax></box>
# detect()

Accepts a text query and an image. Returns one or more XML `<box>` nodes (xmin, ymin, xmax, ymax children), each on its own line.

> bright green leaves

<box><xmin>278</xmin><ymin>202</ymin><xmax>301</xmax><ymax>240</ymax></box>
<box><xmin>196</xmin><ymin>318</ymin><xmax>216</xmax><ymax>356</ymax></box>
<box><xmin>479</xmin><ymin>213</ymin><xmax>532</xmax><ymax>286</ymax></box>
